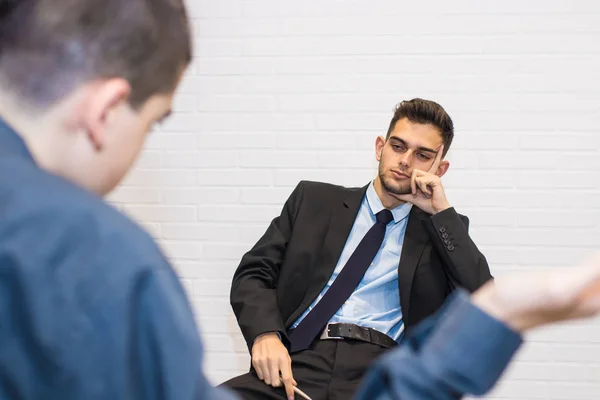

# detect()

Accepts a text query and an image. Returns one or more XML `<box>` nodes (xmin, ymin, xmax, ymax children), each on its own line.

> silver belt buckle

<box><xmin>320</xmin><ymin>323</ymin><xmax>342</xmax><ymax>340</ymax></box>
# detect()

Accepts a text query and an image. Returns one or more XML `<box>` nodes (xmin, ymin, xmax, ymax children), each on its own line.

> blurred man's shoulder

<box><xmin>0</xmin><ymin>157</ymin><xmax>164</xmax><ymax>273</ymax></box>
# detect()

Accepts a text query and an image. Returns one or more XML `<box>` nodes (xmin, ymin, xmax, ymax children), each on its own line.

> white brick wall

<box><xmin>109</xmin><ymin>1</ymin><xmax>600</xmax><ymax>398</ymax></box>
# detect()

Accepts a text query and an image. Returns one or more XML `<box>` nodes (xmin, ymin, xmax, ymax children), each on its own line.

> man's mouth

<box><xmin>391</xmin><ymin>170</ymin><xmax>410</xmax><ymax>179</ymax></box>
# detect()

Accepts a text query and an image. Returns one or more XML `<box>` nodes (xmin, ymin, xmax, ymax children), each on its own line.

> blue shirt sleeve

<box><xmin>131</xmin><ymin>267</ymin><xmax>239</xmax><ymax>400</ymax></box>
<box><xmin>354</xmin><ymin>289</ymin><xmax>523</xmax><ymax>400</ymax></box>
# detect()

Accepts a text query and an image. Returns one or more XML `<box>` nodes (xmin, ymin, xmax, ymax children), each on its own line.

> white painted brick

<box><xmin>197</xmin><ymin>133</ymin><xmax>276</xmax><ymax>149</ymax></box>
<box><xmin>195</xmin><ymin>39</ymin><xmax>242</xmax><ymax>57</ymax></box>
<box><xmin>240</xmin><ymin>187</ymin><xmax>294</xmax><ymax>204</ymax></box>
<box><xmin>454</xmin><ymin>133</ymin><xmax>519</xmax><ymax>151</ymax></box>
<box><xmin>197</xmin><ymin>205</ymin><xmax>281</xmax><ymax>222</ymax></box>
<box><xmin>203</xmin><ymin>243</ymin><xmax>250</xmax><ymax>260</ymax></box>
<box><xmin>145</xmin><ymin>134</ymin><xmax>197</xmax><ymax>150</ymax></box>
<box><xmin>172</xmin><ymin>94</ymin><xmax>198</xmax><ymax>113</ymax></box>
<box><xmin>236</xmin><ymin>224</ymin><xmax>271</xmax><ymax>244</ymax></box>
<box><xmin>274</xmin><ymin>169</ymin><xmax>375</xmax><ymax>188</ymax></box>
<box><xmin>173</xmin><ymin>261</ymin><xmax>238</xmax><ymax>279</ymax></box>
<box><xmin>238</xmin><ymin>151</ymin><xmax>318</xmax><ymax>168</ymax></box>
<box><xmin>162</xmin><ymin>151</ymin><xmax>238</xmax><ymax>168</ymax></box>
<box><xmin>518</xmin><ymin>172</ymin><xmax>600</xmax><ymax>189</ymax></box>
<box><xmin>161</xmin><ymin>113</ymin><xmax>236</xmax><ymax>131</ymax></box>
<box><xmin>122</xmin><ymin>170</ymin><xmax>197</xmax><ymax>187</ymax></box>
<box><xmin>478</xmin><ymin>151</ymin><xmax>560</xmax><ymax>170</ymax></box>
<box><xmin>517</xmin><ymin>247</ymin><xmax>591</xmax><ymax>266</ymax></box>
<box><xmin>161</xmin><ymin>224</ymin><xmax>235</xmax><ymax>241</ymax></box>
<box><xmin>276</xmin><ymin>132</ymin><xmax>358</xmax><ymax>150</ymax></box>
<box><xmin>197</xmin><ymin>95</ymin><xmax>276</xmax><ymax>112</ymax></box>
<box><xmin>134</xmin><ymin>151</ymin><xmax>164</xmax><ymax>169</ymax></box>
<box><xmin>107</xmin><ymin>187</ymin><xmax>162</xmax><ymax>204</ymax></box>
<box><xmin>443</xmin><ymin>171</ymin><xmax>517</xmax><ymax>189</ymax></box>
<box><xmin>124</xmin><ymin>205</ymin><xmax>197</xmax><ymax>222</ymax></box>
<box><xmin>520</xmin><ymin>133</ymin><xmax>600</xmax><ymax>151</ymax></box>
<box><xmin>194</xmin><ymin>279</ymin><xmax>234</xmax><ymax>297</ymax></box>
<box><xmin>317</xmin><ymin>151</ymin><xmax>376</xmax><ymax>169</ymax></box>
<box><xmin>458</xmin><ymin>208</ymin><xmax>519</xmax><ymax>227</ymax></box>
<box><xmin>316</xmin><ymin>113</ymin><xmax>389</xmax><ymax>131</ymax></box>
<box><xmin>159</xmin><ymin>240</ymin><xmax>204</xmax><ymax>260</ymax></box>
<box><xmin>197</xmin><ymin>57</ymin><xmax>275</xmax><ymax>75</ymax></box>
<box><xmin>236</xmin><ymin>113</ymin><xmax>315</xmax><ymax>131</ymax></box>
<box><xmin>517</xmin><ymin>211</ymin><xmax>598</xmax><ymax>228</ymax></box>
<box><xmin>197</xmin><ymin>169</ymin><xmax>273</xmax><ymax>186</ymax></box>
<box><xmin>162</xmin><ymin>188</ymin><xmax>240</xmax><ymax>205</ymax></box>
<box><xmin>188</xmin><ymin>0</ymin><xmax>242</xmax><ymax>18</ymax></box>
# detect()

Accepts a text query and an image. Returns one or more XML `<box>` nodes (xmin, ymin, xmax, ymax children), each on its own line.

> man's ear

<box><xmin>375</xmin><ymin>136</ymin><xmax>386</xmax><ymax>162</ymax></box>
<box><xmin>81</xmin><ymin>78</ymin><xmax>131</xmax><ymax>151</ymax></box>
<box><xmin>436</xmin><ymin>160</ymin><xmax>450</xmax><ymax>177</ymax></box>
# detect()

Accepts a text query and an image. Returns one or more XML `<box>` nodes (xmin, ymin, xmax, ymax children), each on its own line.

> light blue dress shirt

<box><xmin>292</xmin><ymin>181</ymin><xmax>412</xmax><ymax>341</ymax></box>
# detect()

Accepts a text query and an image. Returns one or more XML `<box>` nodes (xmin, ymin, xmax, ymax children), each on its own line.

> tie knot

<box><xmin>376</xmin><ymin>209</ymin><xmax>394</xmax><ymax>225</ymax></box>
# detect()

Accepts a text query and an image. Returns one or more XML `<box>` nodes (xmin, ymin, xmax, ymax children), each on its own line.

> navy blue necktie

<box><xmin>288</xmin><ymin>209</ymin><xmax>394</xmax><ymax>352</ymax></box>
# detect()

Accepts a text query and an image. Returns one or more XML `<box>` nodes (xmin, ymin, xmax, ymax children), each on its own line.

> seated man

<box><xmin>223</xmin><ymin>98</ymin><xmax>494</xmax><ymax>399</ymax></box>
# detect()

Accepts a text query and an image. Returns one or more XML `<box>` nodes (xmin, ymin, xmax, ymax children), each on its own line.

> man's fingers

<box><xmin>428</xmin><ymin>144</ymin><xmax>444</xmax><ymax>174</ymax></box>
<box><xmin>252</xmin><ymin>358</ymin><xmax>265</xmax><ymax>381</ymax></box>
<box><xmin>410</xmin><ymin>170</ymin><xmax>418</xmax><ymax>195</ymax></box>
<box><xmin>416</xmin><ymin>177</ymin><xmax>432</xmax><ymax>196</ymax></box>
<box><xmin>280</xmin><ymin>355</ymin><xmax>295</xmax><ymax>397</ymax></box>
<box><xmin>281</xmin><ymin>374</ymin><xmax>295</xmax><ymax>398</ymax></box>
<box><xmin>268</xmin><ymin>359</ymin><xmax>281</xmax><ymax>387</ymax></box>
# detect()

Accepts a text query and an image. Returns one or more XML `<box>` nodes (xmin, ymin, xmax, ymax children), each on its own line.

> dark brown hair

<box><xmin>0</xmin><ymin>0</ymin><xmax>192</xmax><ymax>110</ymax></box>
<box><xmin>386</xmin><ymin>98</ymin><xmax>454</xmax><ymax>156</ymax></box>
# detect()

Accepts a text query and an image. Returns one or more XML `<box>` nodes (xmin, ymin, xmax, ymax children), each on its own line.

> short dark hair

<box><xmin>386</xmin><ymin>98</ymin><xmax>454</xmax><ymax>156</ymax></box>
<box><xmin>0</xmin><ymin>0</ymin><xmax>192</xmax><ymax>110</ymax></box>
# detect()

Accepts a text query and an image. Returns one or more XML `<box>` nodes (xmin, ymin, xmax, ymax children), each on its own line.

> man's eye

<box><xmin>392</xmin><ymin>145</ymin><xmax>405</xmax><ymax>151</ymax></box>
<box><xmin>417</xmin><ymin>153</ymin><xmax>431</xmax><ymax>160</ymax></box>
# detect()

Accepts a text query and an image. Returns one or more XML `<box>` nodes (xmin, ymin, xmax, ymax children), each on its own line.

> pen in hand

<box><xmin>279</xmin><ymin>374</ymin><xmax>312</xmax><ymax>400</ymax></box>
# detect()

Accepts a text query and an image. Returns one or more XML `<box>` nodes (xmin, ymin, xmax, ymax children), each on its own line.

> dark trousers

<box><xmin>220</xmin><ymin>339</ymin><xmax>389</xmax><ymax>400</ymax></box>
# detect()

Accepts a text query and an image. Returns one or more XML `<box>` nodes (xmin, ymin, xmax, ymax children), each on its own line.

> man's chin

<box><xmin>381</xmin><ymin>180</ymin><xmax>411</xmax><ymax>196</ymax></box>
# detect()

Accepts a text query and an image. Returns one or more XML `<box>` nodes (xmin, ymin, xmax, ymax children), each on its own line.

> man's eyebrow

<box><xmin>389</xmin><ymin>136</ymin><xmax>437</xmax><ymax>154</ymax></box>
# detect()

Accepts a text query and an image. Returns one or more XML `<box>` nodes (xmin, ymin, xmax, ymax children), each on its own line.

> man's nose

<box><xmin>398</xmin><ymin>150</ymin><xmax>412</xmax><ymax>168</ymax></box>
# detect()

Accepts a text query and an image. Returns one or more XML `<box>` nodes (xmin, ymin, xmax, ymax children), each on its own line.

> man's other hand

<box><xmin>251</xmin><ymin>332</ymin><xmax>297</xmax><ymax>399</ymax></box>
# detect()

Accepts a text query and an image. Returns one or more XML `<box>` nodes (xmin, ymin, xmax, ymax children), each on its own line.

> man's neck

<box><xmin>373</xmin><ymin>178</ymin><xmax>406</xmax><ymax>210</ymax></box>
<box><xmin>0</xmin><ymin>95</ymin><xmax>67</xmax><ymax>173</ymax></box>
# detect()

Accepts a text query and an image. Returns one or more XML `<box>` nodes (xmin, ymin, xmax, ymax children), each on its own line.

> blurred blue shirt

<box><xmin>0</xmin><ymin>118</ymin><xmax>237</xmax><ymax>400</ymax></box>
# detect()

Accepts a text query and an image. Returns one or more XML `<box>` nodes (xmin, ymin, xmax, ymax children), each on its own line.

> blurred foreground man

<box><xmin>2</xmin><ymin>1</ymin><xmax>600</xmax><ymax>400</ymax></box>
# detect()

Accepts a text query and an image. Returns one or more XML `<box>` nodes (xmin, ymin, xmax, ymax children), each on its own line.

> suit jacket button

<box><xmin>439</xmin><ymin>227</ymin><xmax>446</xmax><ymax>233</ymax></box>
<box><xmin>441</xmin><ymin>233</ymin><xmax>449</xmax><ymax>239</ymax></box>
<box><xmin>448</xmin><ymin>245</ymin><xmax>455</xmax><ymax>251</ymax></box>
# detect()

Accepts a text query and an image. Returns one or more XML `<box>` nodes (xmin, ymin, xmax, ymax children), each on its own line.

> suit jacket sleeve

<box><xmin>425</xmin><ymin>207</ymin><xmax>493</xmax><ymax>292</ymax></box>
<box><xmin>230</xmin><ymin>181</ymin><xmax>305</xmax><ymax>350</ymax></box>
<box><xmin>354</xmin><ymin>289</ymin><xmax>523</xmax><ymax>400</ymax></box>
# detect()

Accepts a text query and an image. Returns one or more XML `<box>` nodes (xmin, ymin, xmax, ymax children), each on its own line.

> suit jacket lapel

<box><xmin>397</xmin><ymin>206</ymin><xmax>430</xmax><ymax>322</ymax></box>
<box><xmin>287</xmin><ymin>184</ymin><xmax>367</xmax><ymax>327</ymax></box>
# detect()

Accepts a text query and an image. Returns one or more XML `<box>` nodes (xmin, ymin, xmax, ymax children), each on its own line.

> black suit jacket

<box><xmin>230</xmin><ymin>181</ymin><xmax>493</xmax><ymax>351</ymax></box>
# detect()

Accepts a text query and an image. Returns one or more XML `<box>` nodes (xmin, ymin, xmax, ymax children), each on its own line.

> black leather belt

<box><xmin>320</xmin><ymin>323</ymin><xmax>397</xmax><ymax>349</ymax></box>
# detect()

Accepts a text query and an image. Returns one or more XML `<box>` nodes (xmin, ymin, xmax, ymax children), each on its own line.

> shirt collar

<box><xmin>366</xmin><ymin>180</ymin><xmax>412</xmax><ymax>224</ymax></box>
<box><xmin>0</xmin><ymin>116</ymin><xmax>36</xmax><ymax>163</ymax></box>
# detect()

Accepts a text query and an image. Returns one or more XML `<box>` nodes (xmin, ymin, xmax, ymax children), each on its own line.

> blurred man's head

<box><xmin>375</xmin><ymin>98</ymin><xmax>453</xmax><ymax>196</ymax></box>
<box><xmin>0</xmin><ymin>0</ymin><xmax>192</xmax><ymax>195</ymax></box>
